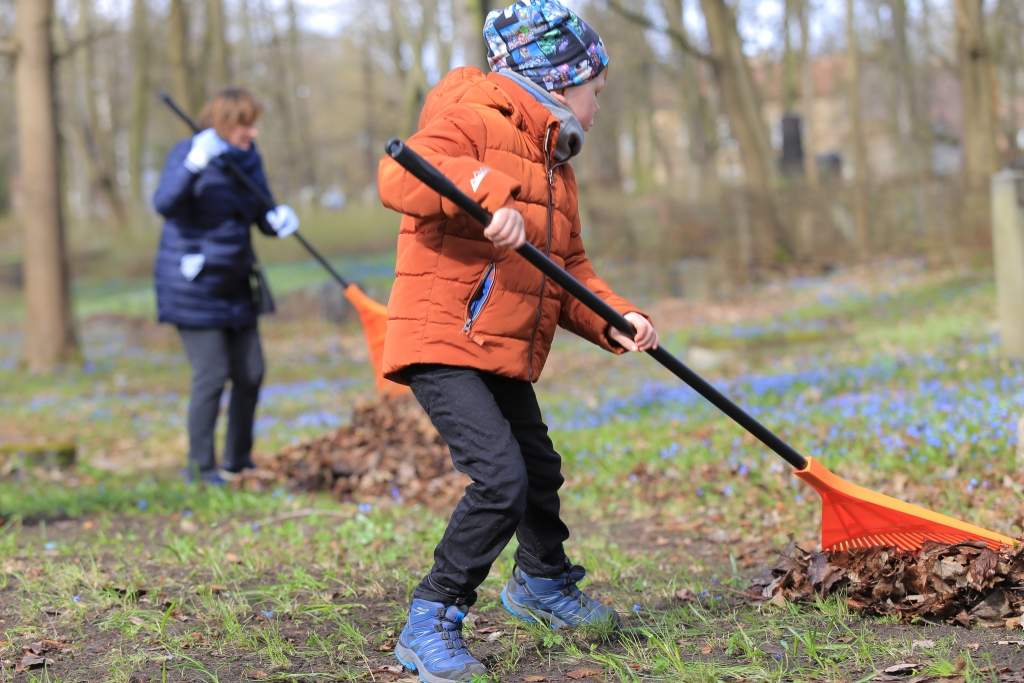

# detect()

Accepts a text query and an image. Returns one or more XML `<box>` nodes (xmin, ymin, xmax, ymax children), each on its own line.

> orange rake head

<box><xmin>794</xmin><ymin>457</ymin><xmax>1017</xmax><ymax>552</ymax></box>
<box><xmin>343</xmin><ymin>283</ymin><xmax>409</xmax><ymax>399</ymax></box>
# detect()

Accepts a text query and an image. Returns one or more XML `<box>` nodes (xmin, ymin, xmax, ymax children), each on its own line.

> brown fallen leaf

<box><xmin>368</xmin><ymin>665</ymin><xmax>407</xmax><ymax>682</ymax></box>
<box><xmin>522</xmin><ymin>676</ymin><xmax>547</xmax><ymax>682</ymax></box>
<box><xmin>15</xmin><ymin>654</ymin><xmax>52</xmax><ymax>673</ymax></box>
<box><xmin>566</xmin><ymin>668</ymin><xmax>603</xmax><ymax>680</ymax></box>
<box><xmin>882</xmin><ymin>662</ymin><xmax>920</xmax><ymax>676</ymax></box>
<box><xmin>991</xmin><ymin>667</ymin><xmax>1024</xmax><ymax>683</ymax></box>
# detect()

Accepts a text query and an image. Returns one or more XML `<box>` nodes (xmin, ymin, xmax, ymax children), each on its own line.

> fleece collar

<box><xmin>496</xmin><ymin>70</ymin><xmax>585</xmax><ymax>162</ymax></box>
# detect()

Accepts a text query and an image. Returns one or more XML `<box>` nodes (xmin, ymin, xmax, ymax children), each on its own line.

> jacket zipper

<box><xmin>526</xmin><ymin>124</ymin><xmax>558</xmax><ymax>380</ymax></box>
<box><xmin>463</xmin><ymin>261</ymin><xmax>496</xmax><ymax>335</ymax></box>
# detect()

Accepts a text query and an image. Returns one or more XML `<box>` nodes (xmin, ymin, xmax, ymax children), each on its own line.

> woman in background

<box><xmin>152</xmin><ymin>87</ymin><xmax>298</xmax><ymax>484</ymax></box>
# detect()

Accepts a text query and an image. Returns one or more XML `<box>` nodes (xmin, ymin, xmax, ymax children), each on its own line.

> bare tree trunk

<box><xmin>629</xmin><ymin>66</ymin><xmax>657</xmax><ymax>194</ymax></box>
<box><xmin>287</xmin><ymin>0</ymin><xmax>317</xmax><ymax>190</ymax></box>
<box><xmin>798</xmin><ymin>0</ymin><xmax>818</xmax><ymax>186</ymax></box>
<box><xmin>362</xmin><ymin>36</ymin><xmax>378</xmax><ymax>189</ymax></box>
<box><xmin>700</xmin><ymin>0</ymin><xmax>792</xmax><ymax>263</ymax></box>
<box><xmin>470</xmin><ymin>0</ymin><xmax>493</xmax><ymax>69</ymax></box>
<box><xmin>129</xmin><ymin>0</ymin><xmax>150</xmax><ymax>213</ymax></box>
<box><xmin>889</xmin><ymin>0</ymin><xmax>932</xmax><ymax>174</ymax></box>
<box><xmin>168</xmin><ymin>0</ymin><xmax>196</xmax><ymax>114</ymax></box>
<box><xmin>845</xmin><ymin>0</ymin><xmax>871</xmax><ymax>258</ymax></box>
<box><xmin>661</xmin><ymin>0</ymin><xmax>720</xmax><ymax>202</ymax></box>
<box><xmin>258</xmin><ymin>0</ymin><xmax>298</xmax><ymax>195</ymax></box>
<box><xmin>14</xmin><ymin>0</ymin><xmax>78</xmax><ymax>371</ymax></box>
<box><xmin>206</xmin><ymin>0</ymin><xmax>231</xmax><ymax>89</ymax></box>
<box><xmin>792</xmin><ymin>0</ymin><xmax>819</xmax><ymax>260</ymax></box>
<box><xmin>888</xmin><ymin>0</ymin><xmax>935</xmax><ymax>243</ymax></box>
<box><xmin>389</xmin><ymin>0</ymin><xmax>437</xmax><ymax>135</ymax></box>
<box><xmin>236</xmin><ymin>0</ymin><xmax>257</xmax><ymax>84</ymax></box>
<box><xmin>782</xmin><ymin>0</ymin><xmax>798</xmax><ymax>113</ymax></box>
<box><xmin>996</xmin><ymin>0</ymin><xmax>1022</xmax><ymax>158</ymax></box>
<box><xmin>74</xmin><ymin>0</ymin><xmax>127</xmax><ymax>231</ymax></box>
<box><xmin>955</xmin><ymin>0</ymin><xmax>999</xmax><ymax>240</ymax></box>
<box><xmin>437</xmin><ymin>0</ymin><xmax>454</xmax><ymax>72</ymax></box>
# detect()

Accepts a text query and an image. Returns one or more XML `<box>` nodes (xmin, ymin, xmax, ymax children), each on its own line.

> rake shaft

<box><xmin>384</xmin><ymin>138</ymin><xmax>1018</xmax><ymax>552</ymax></box>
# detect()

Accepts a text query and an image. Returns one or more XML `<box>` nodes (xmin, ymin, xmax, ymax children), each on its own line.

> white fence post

<box><xmin>991</xmin><ymin>169</ymin><xmax>1024</xmax><ymax>359</ymax></box>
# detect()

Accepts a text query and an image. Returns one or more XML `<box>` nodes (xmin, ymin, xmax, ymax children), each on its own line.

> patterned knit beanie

<box><xmin>483</xmin><ymin>0</ymin><xmax>609</xmax><ymax>92</ymax></box>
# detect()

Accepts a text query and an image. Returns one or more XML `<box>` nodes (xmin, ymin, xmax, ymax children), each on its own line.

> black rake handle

<box><xmin>384</xmin><ymin>137</ymin><xmax>809</xmax><ymax>471</ymax></box>
<box><xmin>158</xmin><ymin>91</ymin><xmax>351</xmax><ymax>290</ymax></box>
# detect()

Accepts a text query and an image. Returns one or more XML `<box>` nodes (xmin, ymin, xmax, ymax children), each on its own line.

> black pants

<box><xmin>177</xmin><ymin>325</ymin><xmax>264</xmax><ymax>474</ymax></box>
<box><xmin>406</xmin><ymin>364</ymin><xmax>571</xmax><ymax>607</ymax></box>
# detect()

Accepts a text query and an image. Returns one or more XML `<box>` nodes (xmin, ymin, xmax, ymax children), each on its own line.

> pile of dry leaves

<box><xmin>240</xmin><ymin>396</ymin><xmax>467</xmax><ymax>510</ymax></box>
<box><xmin>749</xmin><ymin>540</ymin><xmax>1024</xmax><ymax>627</ymax></box>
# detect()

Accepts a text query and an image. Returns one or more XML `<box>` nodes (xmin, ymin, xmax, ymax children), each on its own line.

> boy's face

<box><xmin>554</xmin><ymin>70</ymin><xmax>607</xmax><ymax>132</ymax></box>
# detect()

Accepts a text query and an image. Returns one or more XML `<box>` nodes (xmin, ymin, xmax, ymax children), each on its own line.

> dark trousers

<box><xmin>177</xmin><ymin>325</ymin><xmax>264</xmax><ymax>473</ymax></box>
<box><xmin>406</xmin><ymin>364</ymin><xmax>571</xmax><ymax>607</ymax></box>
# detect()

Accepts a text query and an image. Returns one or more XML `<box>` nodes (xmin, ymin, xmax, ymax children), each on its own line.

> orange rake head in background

<box><xmin>343</xmin><ymin>283</ymin><xmax>408</xmax><ymax>398</ymax></box>
<box><xmin>795</xmin><ymin>457</ymin><xmax>1017</xmax><ymax>551</ymax></box>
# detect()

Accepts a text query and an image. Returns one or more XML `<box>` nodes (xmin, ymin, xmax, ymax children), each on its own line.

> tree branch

<box><xmin>53</xmin><ymin>27</ymin><xmax>115</xmax><ymax>61</ymax></box>
<box><xmin>604</xmin><ymin>0</ymin><xmax>716</xmax><ymax>64</ymax></box>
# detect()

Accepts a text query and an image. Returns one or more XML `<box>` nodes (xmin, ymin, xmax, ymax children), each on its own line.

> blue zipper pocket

<box><xmin>463</xmin><ymin>263</ymin><xmax>496</xmax><ymax>334</ymax></box>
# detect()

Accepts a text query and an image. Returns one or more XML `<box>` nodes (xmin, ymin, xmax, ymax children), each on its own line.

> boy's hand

<box><xmin>484</xmin><ymin>206</ymin><xmax>525</xmax><ymax>250</ymax></box>
<box><xmin>608</xmin><ymin>312</ymin><xmax>659</xmax><ymax>352</ymax></box>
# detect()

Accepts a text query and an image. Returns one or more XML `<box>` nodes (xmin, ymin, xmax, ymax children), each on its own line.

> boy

<box><xmin>377</xmin><ymin>2</ymin><xmax>658</xmax><ymax>680</ymax></box>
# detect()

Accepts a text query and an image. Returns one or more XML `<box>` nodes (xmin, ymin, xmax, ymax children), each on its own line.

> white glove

<box><xmin>265</xmin><ymin>204</ymin><xmax>299</xmax><ymax>238</ymax></box>
<box><xmin>184</xmin><ymin>128</ymin><xmax>229</xmax><ymax>173</ymax></box>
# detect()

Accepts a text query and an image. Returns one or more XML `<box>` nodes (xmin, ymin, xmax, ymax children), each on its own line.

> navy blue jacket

<box><xmin>152</xmin><ymin>139</ymin><xmax>275</xmax><ymax>328</ymax></box>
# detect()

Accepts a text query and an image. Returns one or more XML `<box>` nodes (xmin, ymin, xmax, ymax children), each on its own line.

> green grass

<box><xmin>2</xmin><ymin>263</ymin><xmax>1022</xmax><ymax>680</ymax></box>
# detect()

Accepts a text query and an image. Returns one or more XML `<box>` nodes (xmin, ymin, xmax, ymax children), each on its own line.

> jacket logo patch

<box><xmin>470</xmin><ymin>167</ymin><xmax>490</xmax><ymax>193</ymax></box>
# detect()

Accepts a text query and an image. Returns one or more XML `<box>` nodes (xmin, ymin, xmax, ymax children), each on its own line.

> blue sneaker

<box><xmin>394</xmin><ymin>599</ymin><xmax>487</xmax><ymax>683</ymax></box>
<box><xmin>501</xmin><ymin>563</ymin><xmax>621</xmax><ymax>630</ymax></box>
<box><xmin>181</xmin><ymin>467</ymin><xmax>227</xmax><ymax>486</ymax></box>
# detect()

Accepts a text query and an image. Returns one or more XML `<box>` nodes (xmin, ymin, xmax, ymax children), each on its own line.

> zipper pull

<box><xmin>462</xmin><ymin>318</ymin><xmax>473</xmax><ymax>334</ymax></box>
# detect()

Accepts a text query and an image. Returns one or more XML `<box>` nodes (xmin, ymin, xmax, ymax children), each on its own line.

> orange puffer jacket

<box><xmin>377</xmin><ymin>66</ymin><xmax>646</xmax><ymax>383</ymax></box>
